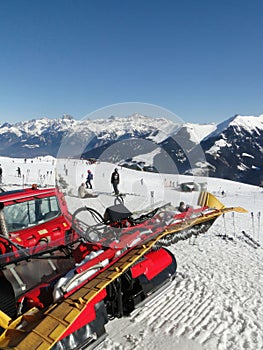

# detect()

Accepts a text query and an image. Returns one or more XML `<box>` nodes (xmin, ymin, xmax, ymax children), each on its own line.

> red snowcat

<box><xmin>0</xmin><ymin>186</ymin><xmax>246</xmax><ymax>349</ymax></box>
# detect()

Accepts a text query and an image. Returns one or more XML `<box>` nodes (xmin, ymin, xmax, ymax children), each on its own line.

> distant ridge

<box><xmin>0</xmin><ymin>113</ymin><xmax>262</xmax><ymax>186</ymax></box>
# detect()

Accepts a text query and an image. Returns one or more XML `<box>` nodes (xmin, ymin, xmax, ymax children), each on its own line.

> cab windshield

<box><xmin>4</xmin><ymin>196</ymin><xmax>61</xmax><ymax>232</ymax></box>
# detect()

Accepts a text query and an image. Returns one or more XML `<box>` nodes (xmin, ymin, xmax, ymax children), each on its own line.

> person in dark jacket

<box><xmin>17</xmin><ymin>167</ymin><xmax>21</xmax><ymax>177</ymax></box>
<box><xmin>178</xmin><ymin>201</ymin><xmax>187</xmax><ymax>212</ymax></box>
<box><xmin>85</xmin><ymin>170</ymin><xmax>93</xmax><ymax>189</ymax></box>
<box><xmin>111</xmin><ymin>168</ymin><xmax>120</xmax><ymax>195</ymax></box>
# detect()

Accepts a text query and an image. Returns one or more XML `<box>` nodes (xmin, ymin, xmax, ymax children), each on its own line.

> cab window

<box><xmin>4</xmin><ymin>196</ymin><xmax>61</xmax><ymax>232</ymax></box>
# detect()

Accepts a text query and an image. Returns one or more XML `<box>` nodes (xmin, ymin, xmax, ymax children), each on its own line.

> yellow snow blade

<box><xmin>198</xmin><ymin>191</ymin><xmax>248</xmax><ymax>213</ymax></box>
<box><xmin>0</xmin><ymin>310</ymin><xmax>12</xmax><ymax>330</ymax></box>
<box><xmin>198</xmin><ymin>191</ymin><xmax>225</xmax><ymax>209</ymax></box>
<box><xmin>221</xmin><ymin>206</ymin><xmax>248</xmax><ymax>213</ymax></box>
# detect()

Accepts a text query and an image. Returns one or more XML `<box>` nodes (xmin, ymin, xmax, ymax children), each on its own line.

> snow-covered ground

<box><xmin>0</xmin><ymin>156</ymin><xmax>262</xmax><ymax>350</ymax></box>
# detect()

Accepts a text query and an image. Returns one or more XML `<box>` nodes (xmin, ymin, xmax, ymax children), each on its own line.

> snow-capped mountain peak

<box><xmin>0</xmin><ymin>113</ymin><xmax>263</xmax><ymax>186</ymax></box>
<box><xmin>201</xmin><ymin>114</ymin><xmax>263</xmax><ymax>186</ymax></box>
<box><xmin>205</xmin><ymin>114</ymin><xmax>263</xmax><ymax>140</ymax></box>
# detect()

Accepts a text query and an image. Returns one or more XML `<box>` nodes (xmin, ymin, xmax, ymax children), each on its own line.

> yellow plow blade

<box><xmin>198</xmin><ymin>191</ymin><xmax>248</xmax><ymax>213</ymax></box>
<box><xmin>0</xmin><ymin>310</ymin><xmax>12</xmax><ymax>330</ymax></box>
<box><xmin>221</xmin><ymin>206</ymin><xmax>248</xmax><ymax>213</ymax></box>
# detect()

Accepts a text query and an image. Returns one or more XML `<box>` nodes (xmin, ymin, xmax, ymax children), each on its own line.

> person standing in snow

<box><xmin>17</xmin><ymin>167</ymin><xmax>21</xmax><ymax>177</ymax></box>
<box><xmin>111</xmin><ymin>168</ymin><xmax>120</xmax><ymax>195</ymax></box>
<box><xmin>0</xmin><ymin>165</ymin><xmax>2</xmax><ymax>184</ymax></box>
<box><xmin>86</xmin><ymin>170</ymin><xmax>93</xmax><ymax>189</ymax></box>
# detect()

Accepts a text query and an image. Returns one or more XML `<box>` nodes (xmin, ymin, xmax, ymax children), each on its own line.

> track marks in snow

<box><xmin>170</xmin><ymin>236</ymin><xmax>263</xmax><ymax>350</ymax></box>
<box><xmin>135</xmin><ymin>274</ymin><xmax>218</xmax><ymax>343</ymax></box>
<box><xmin>104</xmin><ymin>233</ymin><xmax>263</xmax><ymax>350</ymax></box>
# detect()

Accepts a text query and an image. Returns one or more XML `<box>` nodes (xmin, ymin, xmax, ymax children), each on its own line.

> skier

<box><xmin>86</xmin><ymin>170</ymin><xmax>93</xmax><ymax>189</ymax></box>
<box><xmin>111</xmin><ymin>168</ymin><xmax>120</xmax><ymax>195</ymax></box>
<box><xmin>17</xmin><ymin>167</ymin><xmax>21</xmax><ymax>177</ymax></box>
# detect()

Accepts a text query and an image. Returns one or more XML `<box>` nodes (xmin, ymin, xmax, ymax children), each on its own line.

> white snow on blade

<box><xmin>0</xmin><ymin>156</ymin><xmax>263</xmax><ymax>350</ymax></box>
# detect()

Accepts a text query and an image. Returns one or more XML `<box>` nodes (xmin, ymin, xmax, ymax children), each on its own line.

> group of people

<box><xmin>0</xmin><ymin>165</ymin><xmax>22</xmax><ymax>183</ymax></box>
<box><xmin>78</xmin><ymin>170</ymin><xmax>94</xmax><ymax>198</ymax></box>
<box><xmin>78</xmin><ymin>167</ymin><xmax>120</xmax><ymax>198</ymax></box>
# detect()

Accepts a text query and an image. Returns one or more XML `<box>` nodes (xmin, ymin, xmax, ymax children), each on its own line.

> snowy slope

<box><xmin>0</xmin><ymin>157</ymin><xmax>262</xmax><ymax>350</ymax></box>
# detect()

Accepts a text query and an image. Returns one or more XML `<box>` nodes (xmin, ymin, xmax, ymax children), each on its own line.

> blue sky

<box><xmin>0</xmin><ymin>0</ymin><xmax>262</xmax><ymax>124</ymax></box>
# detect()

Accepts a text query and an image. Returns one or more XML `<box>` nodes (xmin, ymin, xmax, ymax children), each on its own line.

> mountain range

<box><xmin>0</xmin><ymin>113</ymin><xmax>263</xmax><ymax>186</ymax></box>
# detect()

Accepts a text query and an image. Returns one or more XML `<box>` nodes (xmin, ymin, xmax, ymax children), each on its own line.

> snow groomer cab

<box><xmin>0</xmin><ymin>185</ymin><xmax>77</xmax><ymax>255</ymax></box>
<box><xmin>0</xmin><ymin>185</ymin><xmax>80</xmax><ymax>321</ymax></box>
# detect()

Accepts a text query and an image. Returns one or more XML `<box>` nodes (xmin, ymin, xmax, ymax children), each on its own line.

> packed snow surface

<box><xmin>0</xmin><ymin>156</ymin><xmax>262</xmax><ymax>350</ymax></box>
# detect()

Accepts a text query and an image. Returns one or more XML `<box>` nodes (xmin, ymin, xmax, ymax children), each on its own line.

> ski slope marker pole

<box><xmin>251</xmin><ymin>212</ymin><xmax>255</xmax><ymax>238</ymax></box>
<box><xmin>223</xmin><ymin>213</ymin><xmax>227</xmax><ymax>238</ymax></box>
<box><xmin>257</xmin><ymin>211</ymin><xmax>261</xmax><ymax>242</ymax></box>
<box><xmin>232</xmin><ymin>212</ymin><xmax>236</xmax><ymax>238</ymax></box>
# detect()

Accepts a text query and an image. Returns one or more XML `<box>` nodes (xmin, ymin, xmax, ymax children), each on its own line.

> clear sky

<box><xmin>0</xmin><ymin>0</ymin><xmax>262</xmax><ymax>124</ymax></box>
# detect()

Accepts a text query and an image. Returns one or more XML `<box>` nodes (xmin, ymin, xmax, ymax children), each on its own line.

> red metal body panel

<box><xmin>59</xmin><ymin>289</ymin><xmax>107</xmax><ymax>339</ymax></box>
<box><xmin>131</xmin><ymin>248</ymin><xmax>173</xmax><ymax>280</ymax></box>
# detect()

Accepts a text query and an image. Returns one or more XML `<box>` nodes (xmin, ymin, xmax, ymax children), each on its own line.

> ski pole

<box><xmin>251</xmin><ymin>212</ymin><xmax>255</xmax><ymax>238</ymax></box>
<box><xmin>232</xmin><ymin>212</ymin><xmax>236</xmax><ymax>238</ymax></box>
<box><xmin>223</xmin><ymin>213</ymin><xmax>227</xmax><ymax>238</ymax></box>
<box><xmin>257</xmin><ymin>211</ymin><xmax>261</xmax><ymax>242</ymax></box>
